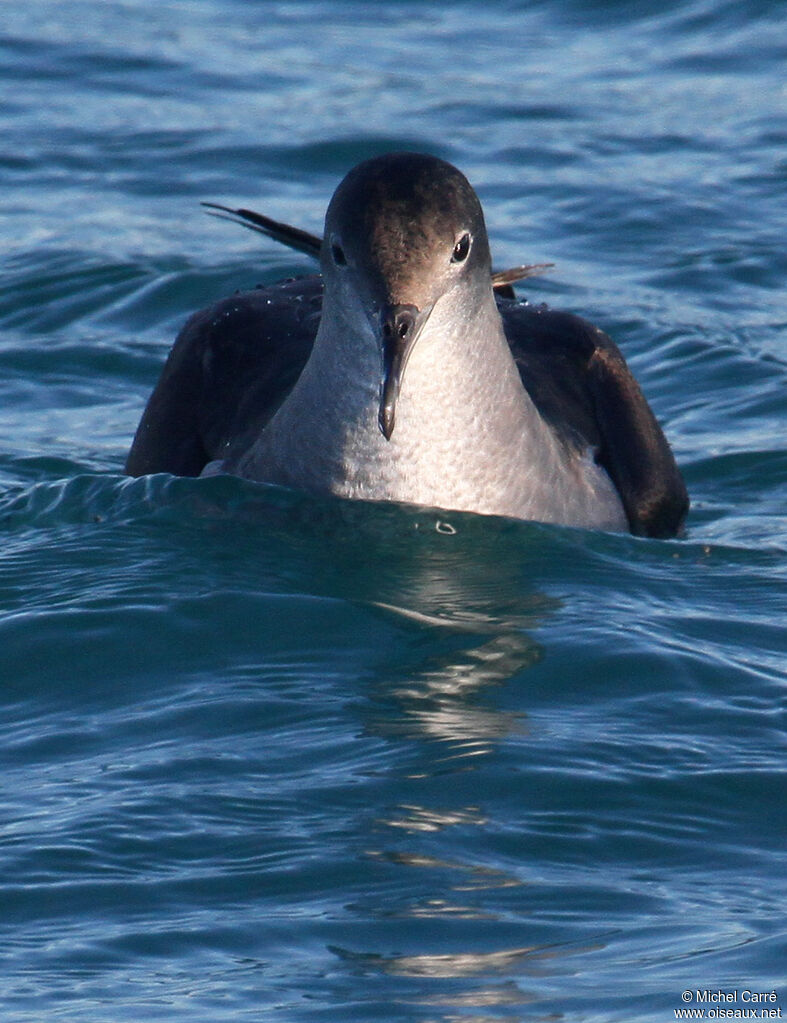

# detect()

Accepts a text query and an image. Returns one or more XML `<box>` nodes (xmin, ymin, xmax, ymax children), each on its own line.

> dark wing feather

<box><xmin>201</xmin><ymin>203</ymin><xmax>323</xmax><ymax>258</ymax></box>
<box><xmin>499</xmin><ymin>297</ymin><xmax>688</xmax><ymax>538</ymax></box>
<box><xmin>125</xmin><ymin>277</ymin><xmax>321</xmax><ymax>477</ymax></box>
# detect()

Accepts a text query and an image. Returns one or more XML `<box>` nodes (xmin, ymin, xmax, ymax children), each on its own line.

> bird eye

<box><xmin>331</xmin><ymin>242</ymin><xmax>347</xmax><ymax>266</ymax></box>
<box><xmin>451</xmin><ymin>232</ymin><xmax>471</xmax><ymax>263</ymax></box>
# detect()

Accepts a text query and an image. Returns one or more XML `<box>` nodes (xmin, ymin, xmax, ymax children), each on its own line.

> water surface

<box><xmin>0</xmin><ymin>2</ymin><xmax>785</xmax><ymax>1020</ymax></box>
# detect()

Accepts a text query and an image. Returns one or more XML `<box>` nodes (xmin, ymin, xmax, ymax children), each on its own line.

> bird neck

<box><xmin>246</xmin><ymin>288</ymin><xmax>575</xmax><ymax>519</ymax></box>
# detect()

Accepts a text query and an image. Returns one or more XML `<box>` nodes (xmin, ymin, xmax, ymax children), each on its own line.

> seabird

<box><xmin>126</xmin><ymin>152</ymin><xmax>688</xmax><ymax>537</ymax></box>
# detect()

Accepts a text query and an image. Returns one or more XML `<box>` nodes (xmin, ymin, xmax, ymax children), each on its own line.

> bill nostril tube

<box><xmin>382</xmin><ymin>304</ymin><xmax>419</xmax><ymax>341</ymax></box>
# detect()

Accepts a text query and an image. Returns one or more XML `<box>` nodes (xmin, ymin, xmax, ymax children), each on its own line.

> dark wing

<box><xmin>125</xmin><ymin>276</ymin><xmax>322</xmax><ymax>477</ymax></box>
<box><xmin>499</xmin><ymin>297</ymin><xmax>689</xmax><ymax>538</ymax></box>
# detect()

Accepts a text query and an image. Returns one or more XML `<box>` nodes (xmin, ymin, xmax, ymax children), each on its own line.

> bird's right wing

<box><xmin>499</xmin><ymin>297</ymin><xmax>689</xmax><ymax>538</ymax></box>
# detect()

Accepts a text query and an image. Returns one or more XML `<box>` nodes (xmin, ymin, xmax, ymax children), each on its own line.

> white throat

<box><xmin>230</xmin><ymin>289</ymin><xmax>627</xmax><ymax>530</ymax></box>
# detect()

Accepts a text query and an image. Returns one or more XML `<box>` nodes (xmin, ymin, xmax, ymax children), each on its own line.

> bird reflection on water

<box><xmin>162</xmin><ymin>471</ymin><xmax>557</xmax><ymax>758</ymax></box>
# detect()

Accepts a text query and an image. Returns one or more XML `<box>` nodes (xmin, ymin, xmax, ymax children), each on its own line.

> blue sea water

<box><xmin>0</xmin><ymin>1</ymin><xmax>785</xmax><ymax>1020</ymax></box>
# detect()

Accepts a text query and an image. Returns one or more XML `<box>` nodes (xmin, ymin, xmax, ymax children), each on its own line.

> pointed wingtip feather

<box><xmin>492</xmin><ymin>263</ymin><xmax>555</xmax><ymax>289</ymax></box>
<box><xmin>202</xmin><ymin>202</ymin><xmax>322</xmax><ymax>259</ymax></box>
